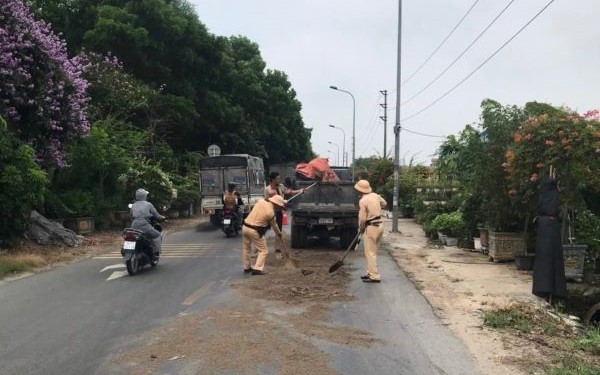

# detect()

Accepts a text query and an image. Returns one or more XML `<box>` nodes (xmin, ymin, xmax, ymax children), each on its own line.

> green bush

<box><xmin>118</xmin><ymin>158</ymin><xmax>174</xmax><ymax>212</ymax></box>
<box><xmin>0</xmin><ymin>117</ymin><xmax>48</xmax><ymax>244</ymax></box>
<box><xmin>58</xmin><ymin>190</ymin><xmax>95</xmax><ymax>217</ymax></box>
<box><xmin>170</xmin><ymin>174</ymin><xmax>199</xmax><ymax>211</ymax></box>
<box><xmin>432</xmin><ymin>212</ymin><xmax>465</xmax><ymax>237</ymax></box>
<box><xmin>576</xmin><ymin>210</ymin><xmax>600</xmax><ymax>270</ymax></box>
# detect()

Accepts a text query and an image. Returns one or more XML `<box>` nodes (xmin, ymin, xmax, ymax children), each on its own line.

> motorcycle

<box><xmin>121</xmin><ymin>218</ymin><xmax>163</xmax><ymax>275</ymax></box>
<box><xmin>221</xmin><ymin>208</ymin><xmax>241</xmax><ymax>237</ymax></box>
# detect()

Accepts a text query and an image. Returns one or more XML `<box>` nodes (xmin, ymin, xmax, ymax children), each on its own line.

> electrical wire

<box><xmin>402</xmin><ymin>0</ymin><xmax>481</xmax><ymax>87</ymax></box>
<box><xmin>401</xmin><ymin>0</ymin><xmax>557</xmax><ymax>123</ymax></box>
<box><xmin>402</xmin><ymin>0</ymin><xmax>518</xmax><ymax>106</ymax></box>
<box><xmin>358</xmin><ymin>101</ymin><xmax>382</xmax><ymax>155</ymax></box>
<box><xmin>402</xmin><ymin>127</ymin><xmax>447</xmax><ymax>139</ymax></box>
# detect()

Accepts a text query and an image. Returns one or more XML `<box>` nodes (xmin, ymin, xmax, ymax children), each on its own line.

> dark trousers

<box><xmin>275</xmin><ymin>210</ymin><xmax>283</xmax><ymax>231</ymax></box>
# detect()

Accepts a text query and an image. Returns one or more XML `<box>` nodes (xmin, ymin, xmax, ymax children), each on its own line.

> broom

<box><xmin>276</xmin><ymin>234</ymin><xmax>299</xmax><ymax>269</ymax></box>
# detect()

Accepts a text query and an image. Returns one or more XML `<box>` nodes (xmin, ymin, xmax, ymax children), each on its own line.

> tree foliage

<box><xmin>0</xmin><ymin>116</ymin><xmax>47</xmax><ymax>243</ymax></box>
<box><xmin>31</xmin><ymin>0</ymin><xmax>313</xmax><ymax>161</ymax></box>
<box><xmin>0</xmin><ymin>0</ymin><xmax>90</xmax><ymax>167</ymax></box>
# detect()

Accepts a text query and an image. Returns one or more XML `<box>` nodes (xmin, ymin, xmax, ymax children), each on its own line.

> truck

<box><xmin>199</xmin><ymin>154</ymin><xmax>265</xmax><ymax>227</ymax></box>
<box><xmin>289</xmin><ymin>168</ymin><xmax>359</xmax><ymax>249</ymax></box>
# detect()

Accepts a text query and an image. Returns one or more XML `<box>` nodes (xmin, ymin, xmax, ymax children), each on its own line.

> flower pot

<box><xmin>562</xmin><ymin>244</ymin><xmax>587</xmax><ymax>282</ymax></box>
<box><xmin>515</xmin><ymin>254</ymin><xmax>535</xmax><ymax>270</ymax></box>
<box><xmin>488</xmin><ymin>231</ymin><xmax>525</xmax><ymax>263</ymax></box>
<box><xmin>63</xmin><ymin>217</ymin><xmax>95</xmax><ymax>234</ymax></box>
<box><xmin>583</xmin><ymin>268</ymin><xmax>595</xmax><ymax>283</ymax></box>
<box><xmin>445</xmin><ymin>236</ymin><xmax>458</xmax><ymax>246</ymax></box>
<box><xmin>473</xmin><ymin>237</ymin><xmax>481</xmax><ymax>252</ymax></box>
<box><xmin>437</xmin><ymin>232</ymin><xmax>447</xmax><ymax>244</ymax></box>
<box><xmin>478</xmin><ymin>228</ymin><xmax>489</xmax><ymax>248</ymax></box>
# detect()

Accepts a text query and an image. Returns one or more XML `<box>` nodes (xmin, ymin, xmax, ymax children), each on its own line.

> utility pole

<box><xmin>392</xmin><ymin>0</ymin><xmax>402</xmax><ymax>233</ymax></box>
<box><xmin>379</xmin><ymin>90</ymin><xmax>388</xmax><ymax>159</ymax></box>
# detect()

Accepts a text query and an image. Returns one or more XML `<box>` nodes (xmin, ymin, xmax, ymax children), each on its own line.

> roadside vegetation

<box><xmin>482</xmin><ymin>304</ymin><xmax>600</xmax><ymax>374</ymax></box>
<box><xmin>0</xmin><ymin>254</ymin><xmax>46</xmax><ymax>279</ymax></box>
<box><xmin>0</xmin><ymin>0</ymin><xmax>314</xmax><ymax>249</ymax></box>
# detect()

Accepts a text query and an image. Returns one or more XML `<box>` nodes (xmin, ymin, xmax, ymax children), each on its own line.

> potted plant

<box><xmin>435</xmin><ymin>100</ymin><xmax>526</xmax><ymax>259</ymax></box>
<box><xmin>431</xmin><ymin>213</ymin><xmax>450</xmax><ymax>244</ymax></box>
<box><xmin>515</xmin><ymin>230</ymin><xmax>537</xmax><ymax>271</ymax></box>
<box><xmin>445</xmin><ymin>211</ymin><xmax>465</xmax><ymax>246</ymax></box>
<box><xmin>506</xmin><ymin>105</ymin><xmax>600</xmax><ymax>277</ymax></box>
<box><xmin>432</xmin><ymin>212</ymin><xmax>465</xmax><ymax>246</ymax></box>
<box><xmin>59</xmin><ymin>190</ymin><xmax>96</xmax><ymax>234</ymax></box>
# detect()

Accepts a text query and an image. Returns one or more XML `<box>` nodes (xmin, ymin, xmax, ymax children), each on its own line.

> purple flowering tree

<box><xmin>0</xmin><ymin>0</ymin><xmax>90</xmax><ymax>167</ymax></box>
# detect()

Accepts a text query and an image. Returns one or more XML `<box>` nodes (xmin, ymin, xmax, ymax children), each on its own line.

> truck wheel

<box><xmin>291</xmin><ymin>225</ymin><xmax>308</xmax><ymax>248</ymax></box>
<box><xmin>340</xmin><ymin>228</ymin><xmax>357</xmax><ymax>249</ymax></box>
<box><xmin>585</xmin><ymin>302</ymin><xmax>600</xmax><ymax>325</ymax></box>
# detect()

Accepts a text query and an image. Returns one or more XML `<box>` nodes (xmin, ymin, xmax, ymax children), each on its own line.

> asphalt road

<box><xmin>0</xmin><ymin>221</ymin><xmax>478</xmax><ymax>375</ymax></box>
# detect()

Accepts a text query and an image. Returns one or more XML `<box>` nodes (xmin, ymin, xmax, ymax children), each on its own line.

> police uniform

<box><xmin>241</xmin><ymin>195</ymin><xmax>285</xmax><ymax>274</ymax></box>
<box><xmin>355</xmin><ymin>180</ymin><xmax>386</xmax><ymax>282</ymax></box>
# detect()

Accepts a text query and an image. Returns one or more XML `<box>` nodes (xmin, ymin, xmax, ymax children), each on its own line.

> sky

<box><xmin>189</xmin><ymin>0</ymin><xmax>600</xmax><ymax>166</ymax></box>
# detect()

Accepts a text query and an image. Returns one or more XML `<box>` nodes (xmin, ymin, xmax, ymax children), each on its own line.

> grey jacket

<box><xmin>130</xmin><ymin>189</ymin><xmax>163</xmax><ymax>238</ymax></box>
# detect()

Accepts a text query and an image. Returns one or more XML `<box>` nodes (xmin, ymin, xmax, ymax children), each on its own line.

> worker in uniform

<box><xmin>264</xmin><ymin>171</ymin><xmax>304</xmax><ymax>230</ymax></box>
<box><xmin>241</xmin><ymin>195</ymin><xmax>286</xmax><ymax>275</ymax></box>
<box><xmin>354</xmin><ymin>180</ymin><xmax>387</xmax><ymax>283</ymax></box>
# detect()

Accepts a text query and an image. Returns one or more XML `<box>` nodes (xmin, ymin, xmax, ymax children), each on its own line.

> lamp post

<box><xmin>328</xmin><ymin>124</ymin><xmax>346</xmax><ymax>166</ymax></box>
<box><xmin>328</xmin><ymin>141</ymin><xmax>340</xmax><ymax>167</ymax></box>
<box><xmin>392</xmin><ymin>0</ymin><xmax>403</xmax><ymax>233</ymax></box>
<box><xmin>329</xmin><ymin>86</ymin><xmax>355</xmax><ymax>180</ymax></box>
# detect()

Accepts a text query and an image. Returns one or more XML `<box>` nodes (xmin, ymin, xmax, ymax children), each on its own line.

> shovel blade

<box><xmin>328</xmin><ymin>260</ymin><xmax>344</xmax><ymax>273</ymax></box>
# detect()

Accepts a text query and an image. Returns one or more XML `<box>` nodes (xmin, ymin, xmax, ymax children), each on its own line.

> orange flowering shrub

<box><xmin>505</xmin><ymin>107</ymin><xmax>600</xmax><ymax>214</ymax></box>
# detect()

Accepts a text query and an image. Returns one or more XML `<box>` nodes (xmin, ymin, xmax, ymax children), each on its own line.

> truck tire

<box><xmin>291</xmin><ymin>225</ymin><xmax>308</xmax><ymax>248</ymax></box>
<box><xmin>340</xmin><ymin>228</ymin><xmax>357</xmax><ymax>249</ymax></box>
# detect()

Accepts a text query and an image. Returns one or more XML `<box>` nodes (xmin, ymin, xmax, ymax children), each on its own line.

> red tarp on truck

<box><xmin>295</xmin><ymin>157</ymin><xmax>339</xmax><ymax>181</ymax></box>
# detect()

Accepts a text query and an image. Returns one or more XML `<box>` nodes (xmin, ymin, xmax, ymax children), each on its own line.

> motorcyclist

<box><xmin>130</xmin><ymin>188</ymin><xmax>165</xmax><ymax>257</ymax></box>
<box><xmin>223</xmin><ymin>182</ymin><xmax>244</xmax><ymax>228</ymax></box>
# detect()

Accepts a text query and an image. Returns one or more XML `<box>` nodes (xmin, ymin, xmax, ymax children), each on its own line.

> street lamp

<box><xmin>329</xmin><ymin>85</ymin><xmax>355</xmax><ymax>180</ymax></box>
<box><xmin>328</xmin><ymin>124</ymin><xmax>346</xmax><ymax>167</ymax></box>
<box><xmin>328</xmin><ymin>141</ymin><xmax>340</xmax><ymax>167</ymax></box>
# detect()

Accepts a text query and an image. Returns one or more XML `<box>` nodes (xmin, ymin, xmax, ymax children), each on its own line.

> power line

<box><xmin>402</xmin><ymin>0</ymin><xmax>518</xmax><ymax>106</ymax></box>
<box><xmin>401</xmin><ymin>0</ymin><xmax>481</xmax><ymax>87</ymax></box>
<box><xmin>402</xmin><ymin>127</ymin><xmax>447</xmax><ymax>138</ymax></box>
<box><xmin>401</xmin><ymin>0</ymin><xmax>557</xmax><ymax>123</ymax></box>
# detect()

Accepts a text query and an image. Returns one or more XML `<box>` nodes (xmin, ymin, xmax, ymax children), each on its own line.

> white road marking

<box><xmin>106</xmin><ymin>271</ymin><xmax>129</xmax><ymax>281</ymax></box>
<box><xmin>93</xmin><ymin>243</ymin><xmax>234</xmax><ymax>260</ymax></box>
<box><xmin>100</xmin><ymin>264</ymin><xmax>126</xmax><ymax>273</ymax></box>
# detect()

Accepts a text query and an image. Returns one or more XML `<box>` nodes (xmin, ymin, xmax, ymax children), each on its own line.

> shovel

<box><xmin>328</xmin><ymin>232</ymin><xmax>362</xmax><ymax>273</ymax></box>
<box><xmin>276</xmin><ymin>234</ymin><xmax>299</xmax><ymax>270</ymax></box>
<box><xmin>286</xmin><ymin>182</ymin><xmax>318</xmax><ymax>204</ymax></box>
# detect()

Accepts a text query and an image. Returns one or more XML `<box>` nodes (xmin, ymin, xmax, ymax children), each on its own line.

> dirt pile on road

<box><xmin>112</xmin><ymin>239</ymin><xmax>379</xmax><ymax>375</ymax></box>
<box><xmin>231</xmin><ymin>239</ymin><xmax>355</xmax><ymax>303</ymax></box>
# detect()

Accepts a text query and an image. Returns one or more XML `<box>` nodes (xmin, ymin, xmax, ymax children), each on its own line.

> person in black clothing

<box><xmin>532</xmin><ymin>165</ymin><xmax>567</xmax><ymax>303</ymax></box>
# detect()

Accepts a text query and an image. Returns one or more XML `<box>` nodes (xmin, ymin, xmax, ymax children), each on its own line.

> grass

<box><xmin>576</xmin><ymin>326</ymin><xmax>600</xmax><ymax>356</ymax></box>
<box><xmin>0</xmin><ymin>254</ymin><xmax>46</xmax><ymax>278</ymax></box>
<box><xmin>545</xmin><ymin>356</ymin><xmax>600</xmax><ymax>375</ymax></box>
<box><xmin>483</xmin><ymin>307</ymin><xmax>533</xmax><ymax>333</ymax></box>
